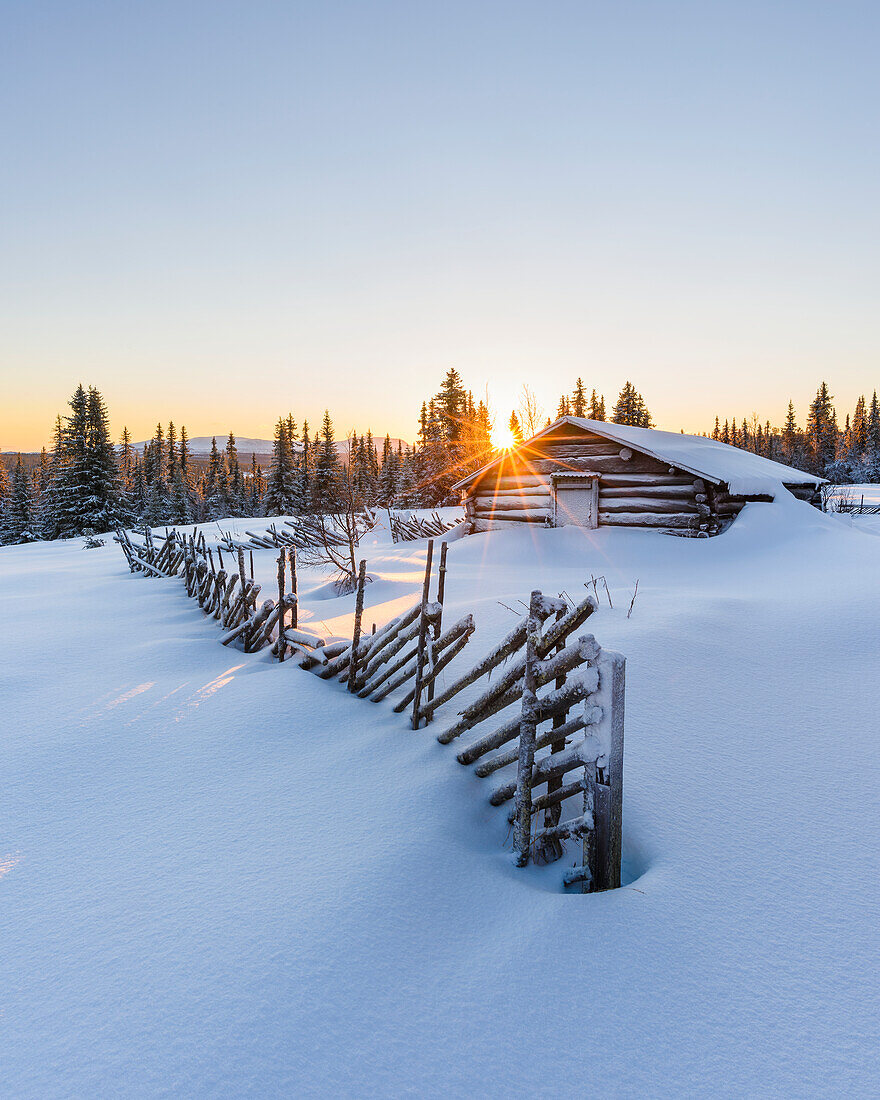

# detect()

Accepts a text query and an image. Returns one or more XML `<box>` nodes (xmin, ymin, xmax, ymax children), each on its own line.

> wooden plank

<box><xmin>477</xmin><ymin>454</ymin><xmax>670</xmax><ymax>479</ymax></box>
<box><xmin>599</xmin><ymin>473</ymin><xmax>694</xmax><ymax>487</ymax></box>
<box><xmin>598</xmin><ymin>484</ymin><xmax>697</xmax><ymax>498</ymax></box>
<box><xmin>470</xmin><ymin>517</ymin><xmax>549</xmax><ymax>532</ymax></box>
<box><xmin>471</xmin><ymin>485</ymin><xmax>552</xmax><ymax>499</ymax></box>
<box><xmin>599</xmin><ymin>497</ymin><xmax>700</xmax><ymax>514</ymax></box>
<box><xmin>472</xmin><ymin>495</ymin><xmax>551</xmax><ymax>511</ymax></box>
<box><xmin>599</xmin><ymin>512</ymin><xmax>700</xmax><ymax>528</ymax></box>
<box><xmin>473</xmin><ymin>506</ymin><xmax>552</xmax><ymax>522</ymax></box>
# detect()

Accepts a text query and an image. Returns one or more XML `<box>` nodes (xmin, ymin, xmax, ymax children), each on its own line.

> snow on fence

<box><xmin>116</xmin><ymin>527</ymin><xmax>294</xmax><ymax>652</ymax></box>
<box><xmin>217</xmin><ymin>512</ymin><xmax>375</xmax><ymax>553</ymax></box>
<box><xmin>388</xmin><ymin>510</ymin><xmax>459</xmax><ymax>543</ymax></box>
<box><xmin>115</xmin><ymin>527</ymin><xmax>624</xmax><ymax>890</ymax></box>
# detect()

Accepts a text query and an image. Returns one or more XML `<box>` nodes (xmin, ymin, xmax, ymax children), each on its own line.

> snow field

<box><xmin>1</xmin><ymin>496</ymin><xmax>879</xmax><ymax>1096</ymax></box>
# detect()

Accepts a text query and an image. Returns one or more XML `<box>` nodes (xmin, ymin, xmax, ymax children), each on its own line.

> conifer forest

<box><xmin>2</xmin><ymin>372</ymin><xmax>878</xmax><ymax>544</ymax></box>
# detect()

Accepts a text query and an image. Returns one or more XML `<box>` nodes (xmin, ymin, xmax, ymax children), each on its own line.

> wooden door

<box><xmin>552</xmin><ymin>477</ymin><xmax>598</xmax><ymax>528</ymax></box>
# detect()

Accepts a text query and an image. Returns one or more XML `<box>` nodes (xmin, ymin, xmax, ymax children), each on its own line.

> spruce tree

<box><xmin>378</xmin><ymin>434</ymin><xmax>397</xmax><ymax>504</ymax></box>
<box><xmin>0</xmin><ymin>455</ymin><xmax>10</xmax><ymax>510</ymax></box>
<box><xmin>38</xmin><ymin>447</ymin><xmax>49</xmax><ymax>494</ymax></box>
<box><xmin>611</xmin><ymin>382</ymin><xmax>652</xmax><ymax>428</ymax></box>
<box><xmin>365</xmin><ymin>430</ymin><xmax>379</xmax><ymax>503</ymax></box>
<box><xmin>3</xmin><ymin>454</ymin><xmax>38</xmax><ymax>542</ymax></box>
<box><xmin>849</xmin><ymin>395</ymin><xmax>868</xmax><ymax>459</ymax></box>
<box><xmin>38</xmin><ymin>417</ymin><xmax>63</xmax><ymax>538</ymax></box>
<box><xmin>54</xmin><ymin>384</ymin><xmax>89</xmax><ymax>536</ymax></box>
<box><xmin>397</xmin><ymin>446</ymin><xmax>418</xmax><ymax>508</ymax></box>
<box><xmin>81</xmin><ymin>386</ymin><xmax>124</xmax><ymax>532</ymax></box>
<box><xmin>202</xmin><ymin>437</ymin><xmax>229</xmax><ymax>519</ymax></box>
<box><xmin>248</xmin><ymin>454</ymin><xmax>267</xmax><ymax>512</ymax></box>
<box><xmin>780</xmin><ymin>402</ymin><xmax>799</xmax><ymax>464</ymax></box>
<box><xmin>571</xmin><ymin>377</ymin><xmax>587</xmax><ymax>417</ymax></box>
<box><xmin>867</xmin><ymin>391</ymin><xmax>880</xmax><ymax>476</ymax></box>
<box><xmin>119</xmin><ymin>427</ymin><xmax>134</xmax><ymax>487</ymax></box>
<box><xmin>225</xmin><ymin>432</ymin><xmax>244</xmax><ymax>515</ymax></box>
<box><xmin>312</xmin><ymin>410</ymin><xmax>340</xmax><ymax>512</ymax></box>
<box><xmin>806</xmin><ymin>382</ymin><xmax>838</xmax><ymax>474</ymax></box>
<box><xmin>129</xmin><ymin>458</ymin><xmax>148</xmax><ymax>522</ymax></box>
<box><xmin>48</xmin><ymin>385</ymin><xmax>123</xmax><ymax>536</ymax></box>
<box><xmin>589</xmin><ymin>389</ymin><xmax>606</xmax><ymax>420</ymax></box>
<box><xmin>298</xmin><ymin>419</ymin><xmax>313</xmax><ymax>513</ymax></box>
<box><xmin>264</xmin><ymin>419</ymin><xmax>298</xmax><ymax>515</ymax></box>
<box><xmin>435</xmin><ymin>369</ymin><xmax>467</xmax><ymax>443</ymax></box>
<box><xmin>509</xmin><ymin>411</ymin><xmax>524</xmax><ymax>444</ymax></box>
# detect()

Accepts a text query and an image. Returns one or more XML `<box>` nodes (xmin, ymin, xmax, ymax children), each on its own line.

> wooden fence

<box><xmin>115</xmin><ymin>527</ymin><xmax>624</xmax><ymax>890</ymax></box>
<box><xmin>388</xmin><ymin>510</ymin><xmax>459</xmax><ymax>543</ymax></box>
<box><xmin>218</xmin><ymin>512</ymin><xmax>374</xmax><ymax>553</ymax></box>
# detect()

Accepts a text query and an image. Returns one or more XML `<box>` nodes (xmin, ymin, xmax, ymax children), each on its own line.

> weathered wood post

<box><xmin>410</xmin><ymin>539</ymin><xmax>435</xmax><ymax>730</ymax></box>
<box><xmin>596</xmin><ymin>651</ymin><xmax>625</xmax><ymax>890</ymax></box>
<box><xmin>237</xmin><ymin>548</ymin><xmax>248</xmax><ymax>613</ymax></box>
<box><xmin>277</xmin><ymin>550</ymin><xmax>287</xmax><ymax>662</ymax></box>
<box><xmin>348</xmin><ymin>559</ymin><xmax>368</xmax><ymax>693</ymax></box>
<box><xmin>513</xmin><ymin>590</ymin><xmax>543</xmax><ymax>866</ymax></box>
<box><xmin>290</xmin><ymin>548</ymin><xmax>298</xmax><ymax>629</ymax></box>
<box><xmin>537</xmin><ymin>605</ymin><xmax>568</xmax><ymax>863</ymax></box>
<box><xmin>424</xmin><ymin>541</ymin><xmax>448</xmax><ymax>719</ymax></box>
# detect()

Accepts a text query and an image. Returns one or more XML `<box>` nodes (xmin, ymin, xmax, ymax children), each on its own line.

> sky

<box><xmin>1</xmin><ymin>1</ymin><xmax>879</xmax><ymax>451</ymax></box>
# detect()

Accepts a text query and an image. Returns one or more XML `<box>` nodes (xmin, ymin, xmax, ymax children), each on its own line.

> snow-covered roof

<box><xmin>453</xmin><ymin>417</ymin><xmax>826</xmax><ymax>494</ymax></box>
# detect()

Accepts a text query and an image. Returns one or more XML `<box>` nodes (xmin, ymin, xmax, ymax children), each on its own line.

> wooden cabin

<box><xmin>453</xmin><ymin>417</ymin><xmax>825</xmax><ymax>538</ymax></box>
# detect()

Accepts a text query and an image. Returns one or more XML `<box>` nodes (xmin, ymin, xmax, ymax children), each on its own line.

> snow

<box><xmin>2</xmin><ymin>498</ymin><xmax>878</xmax><ymax>1095</ymax></box>
<box><xmin>454</xmin><ymin>416</ymin><xmax>825</xmax><ymax>490</ymax></box>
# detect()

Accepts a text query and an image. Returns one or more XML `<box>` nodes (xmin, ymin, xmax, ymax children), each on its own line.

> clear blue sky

<box><xmin>2</xmin><ymin>1</ymin><xmax>878</xmax><ymax>449</ymax></box>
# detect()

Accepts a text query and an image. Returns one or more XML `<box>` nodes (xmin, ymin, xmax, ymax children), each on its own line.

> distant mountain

<box><xmin>132</xmin><ymin>436</ymin><xmax>274</xmax><ymax>455</ymax></box>
<box><xmin>132</xmin><ymin>435</ymin><xmax>409</xmax><ymax>457</ymax></box>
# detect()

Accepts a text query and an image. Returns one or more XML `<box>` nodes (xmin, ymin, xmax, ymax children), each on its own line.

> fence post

<box><xmin>602</xmin><ymin>652</ymin><xmax>625</xmax><ymax>890</ymax></box>
<box><xmin>410</xmin><ymin>539</ymin><xmax>434</xmax><ymax>729</ymax></box>
<box><xmin>537</xmin><ymin>604</ymin><xmax>568</xmax><ymax>863</ymax></box>
<box><xmin>423</xmin><ymin>541</ymin><xmax>448</xmax><ymax>722</ymax></box>
<box><xmin>277</xmin><ymin>550</ymin><xmax>287</xmax><ymax>662</ymax></box>
<box><xmin>513</xmin><ymin>590</ymin><xmax>542</xmax><ymax>866</ymax></box>
<box><xmin>580</xmin><ymin>650</ymin><xmax>625</xmax><ymax>892</ymax></box>
<box><xmin>348</xmin><ymin>559</ymin><xmax>368</xmax><ymax>693</ymax></box>
<box><xmin>290</xmin><ymin>548</ymin><xmax>298</xmax><ymax>629</ymax></box>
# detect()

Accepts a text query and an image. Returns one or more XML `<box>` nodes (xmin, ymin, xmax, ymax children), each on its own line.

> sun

<box><xmin>492</xmin><ymin>424</ymin><xmax>519</xmax><ymax>450</ymax></box>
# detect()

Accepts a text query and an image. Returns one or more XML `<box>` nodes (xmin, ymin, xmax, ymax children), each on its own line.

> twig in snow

<box><xmin>497</xmin><ymin>601</ymin><xmax>520</xmax><ymax>617</ymax></box>
<box><xmin>627</xmin><ymin>580</ymin><xmax>639</xmax><ymax>619</ymax></box>
<box><xmin>586</xmin><ymin>575</ymin><xmax>612</xmax><ymax>608</ymax></box>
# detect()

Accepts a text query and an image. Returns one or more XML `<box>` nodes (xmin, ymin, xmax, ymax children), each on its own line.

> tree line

<box><xmin>3</xmin><ymin>374</ymin><xmax>877</xmax><ymax>545</ymax></box>
<box><xmin>705</xmin><ymin>383</ymin><xmax>880</xmax><ymax>482</ymax></box>
<box><xmin>0</xmin><ymin>370</ymin><xmax>494</xmax><ymax>543</ymax></box>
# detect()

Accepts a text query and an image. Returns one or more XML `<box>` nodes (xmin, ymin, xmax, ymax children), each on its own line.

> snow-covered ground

<box><xmin>829</xmin><ymin>483</ymin><xmax>880</xmax><ymax>538</ymax></box>
<box><xmin>2</xmin><ymin>498</ymin><xmax>879</xmax><ymax>1096</ymax></box>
